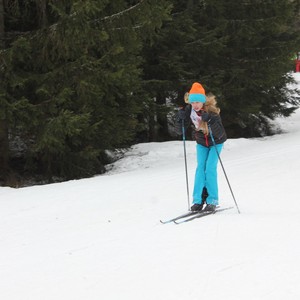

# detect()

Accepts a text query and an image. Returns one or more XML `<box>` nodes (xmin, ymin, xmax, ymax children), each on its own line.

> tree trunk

<box><xmin>0</xmin><ymin>0</ymin><xmax>4</xmax><ymax>46</ymax></box>
<box><xmin>156</xmin><ymin>93</ymin><xmax>169</xmax><ymax>141</ymax></box>
<box><xmin>36</xmin><ymin>0</ymin><xmax>48</xmax><ymax>27</ymax></box>
<box><xmin>148</xmin><ymin>107</ymin><xmax>158</xmax><ymax>142</ymax></box>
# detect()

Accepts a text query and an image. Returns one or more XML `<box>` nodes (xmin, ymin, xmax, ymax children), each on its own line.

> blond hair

<box><xmin>184</xmin><ymin>92</ymin><xmax>221</xmax><ymax>135</ymax></box>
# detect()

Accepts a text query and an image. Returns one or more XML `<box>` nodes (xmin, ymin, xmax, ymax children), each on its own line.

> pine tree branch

<box><xmin>47</xmin><ymin>1</ymin><xmax>146</xmax><ymax>32</ymax></box>
<box><xmin>0</xmin><ymin>0</ymin><xmax>147</xmax><ymax>53</ymax></box>
<box><xmin>96</xmin><ymin>0</ymin><xmax>145</xmax><ymax>23</ymax></box>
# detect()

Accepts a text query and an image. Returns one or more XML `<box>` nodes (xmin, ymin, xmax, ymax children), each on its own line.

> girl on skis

<box><xmin>177</xmin><ymin>82</ymin><xmax>227</xmax><ymax>212</ymax></box>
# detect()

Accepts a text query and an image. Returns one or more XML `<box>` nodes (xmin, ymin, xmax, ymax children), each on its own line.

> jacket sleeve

<box><xmin>207</xmin><ymin>113</ymin><xmax>227</xmax><ymax>143</ymax></box>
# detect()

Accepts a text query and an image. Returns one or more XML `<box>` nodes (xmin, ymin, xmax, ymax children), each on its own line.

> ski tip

<box><xmin>160</xmin><ymin>219</ymin><xmax>172</xmax><ymax>224</ymax></box>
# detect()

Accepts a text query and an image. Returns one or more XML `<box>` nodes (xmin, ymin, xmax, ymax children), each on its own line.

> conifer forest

<box><xmin>1</xmin><ymin>0</ymin><xmax>300</xmax><ymax>186</ymax></box>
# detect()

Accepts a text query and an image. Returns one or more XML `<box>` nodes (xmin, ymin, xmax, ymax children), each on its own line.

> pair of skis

<box><xmin>160</xmin><ymin>206</ymin><xmax>233</xmax><ymax>224</ymax></box>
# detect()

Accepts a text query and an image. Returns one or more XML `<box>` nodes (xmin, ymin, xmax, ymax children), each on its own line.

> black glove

<box><xmin>177</xmin><ymin>109</ymin><xmax>186</xmax><ymax>120</ymax></box>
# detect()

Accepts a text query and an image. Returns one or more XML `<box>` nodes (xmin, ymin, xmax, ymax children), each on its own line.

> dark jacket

<box><xmin>176</xmin><ymin>104</ymin><xmax>227</xmax><ymax>147</ymax></box>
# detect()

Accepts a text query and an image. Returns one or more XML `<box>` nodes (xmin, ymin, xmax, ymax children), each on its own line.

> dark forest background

<box><xmin>1</xmin><ymin>0</ymin><xmax>300</xmax><ymax>186</ymax></box>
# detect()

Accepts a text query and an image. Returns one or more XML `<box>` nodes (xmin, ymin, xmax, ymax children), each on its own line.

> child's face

<box><xmin>191</xmin><ymin>102</ymin><xmax>203</xmax><ymax>111</ymax></box>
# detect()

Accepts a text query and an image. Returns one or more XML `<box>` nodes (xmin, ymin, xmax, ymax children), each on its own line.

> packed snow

<box><xmin>1</xmin><ymin>75</ymin><xmax>300</xmax><ymax>300</ymax></box>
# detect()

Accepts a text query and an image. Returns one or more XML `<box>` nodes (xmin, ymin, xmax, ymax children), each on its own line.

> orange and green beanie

<box><xmin>188</xmin><ymin>82</ymin><xmax>206</xmax><ymax>103</ymax></box>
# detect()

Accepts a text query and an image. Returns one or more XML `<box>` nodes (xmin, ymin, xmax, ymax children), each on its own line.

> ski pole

<box><xmin>182</xmin><ymin>119</ymin><xmax>191</xmax><ymax>211</ymax></box>
<box><xmin>208</xmin><ymin>125</ymin><xmax>241</xmax><ymax>214</ymax></box>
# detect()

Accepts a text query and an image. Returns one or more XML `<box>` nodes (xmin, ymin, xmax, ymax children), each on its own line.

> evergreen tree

<box><xmin>141</xmin><ymin>0</ymin><xmax>198</xmax><ymax>142</ymax></box>
<box><xmin>141</xmin><ymin>0</ymin><xmax>300</xmax><ymax>141</ymax></box>
<box><xmin>0</xmin><ymin>0</ymin><xmax>171</xmax><ymax>185</ymax></box>
<box><xmin>0</xmin><ymin>0</ymin><xmax>9</xmax><ymax>180</ymax></box>
<box><xmin>189</xmin><ymin>0</ymin><xmax>300</xmax><ymax>137</ymax></box>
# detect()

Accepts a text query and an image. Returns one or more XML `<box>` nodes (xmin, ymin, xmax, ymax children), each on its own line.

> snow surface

<box><xmin>1</xmin><ymin>76</ymin><xmax>300</xmax><ymax>300</ymax></box>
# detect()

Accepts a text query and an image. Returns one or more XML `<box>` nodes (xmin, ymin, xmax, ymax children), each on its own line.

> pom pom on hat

<box><xmin>188</xmin><ymin>82</ymin><xmax>206</xmax><ymax>103</ymax></box>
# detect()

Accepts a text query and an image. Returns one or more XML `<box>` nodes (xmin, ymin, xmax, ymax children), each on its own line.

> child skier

<box><xmin>177</xmin><ymin>82</ymin><xmax>227</xmax><ymax>212</ymax></box>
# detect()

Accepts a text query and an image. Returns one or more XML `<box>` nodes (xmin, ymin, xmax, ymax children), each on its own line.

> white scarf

<box><xmin>190</xmin><ymin>109</ymin><xmax>202</xmax><ymax>130</ymax></box>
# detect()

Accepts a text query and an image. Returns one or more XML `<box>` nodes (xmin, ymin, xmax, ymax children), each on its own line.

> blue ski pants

<box><xmin>192</xmin><ymin>143</ymin><xmax>223</xmax><ymax>205</ymax></box>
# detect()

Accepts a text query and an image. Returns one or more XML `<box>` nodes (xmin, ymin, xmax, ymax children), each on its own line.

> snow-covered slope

<box><xmin>1</xmin><ymin>78</ymin><xmax>300</xmax><ymax>300</ymax></box>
